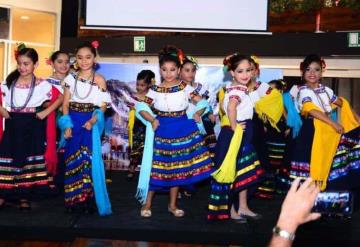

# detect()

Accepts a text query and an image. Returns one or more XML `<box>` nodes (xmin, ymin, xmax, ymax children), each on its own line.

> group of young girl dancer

<box><xmin>0</xmin><ymin>42</ymin><xmax>359</xmax><ymax>222</ymax></box>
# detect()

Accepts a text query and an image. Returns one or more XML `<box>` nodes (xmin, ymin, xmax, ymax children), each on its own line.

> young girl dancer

<box><xmin>60</xmin><ymin>41</ymin><xmax>112</xmax><ymax>215</ymax></box>
<box><xmin>180</xmin><ymin>56</ymin><xmax>216</xmax><ymax>157</ymax></box>
<box><xmin>127</xmin><ymin>70</ymin><xmax>155</xmax><ymax>179</ymax></box>
<box><xmin>135</xmin><ymin>45</ymin><xmax>213</xmax><ymax>218</ymax></box>
<box><xmin>290</xmin><ymin>54</ymin><xmax>360</xmax><ymax>191</ymax></box>
<box><xmin>208</xmin><ymin>54</ymin><xmax>263</xmax><ymax>221</ymax></box>
<box><xmin>44</xmin><ymin>51</ymin><xmax>70</xmax><ymax>179</ymax></box>
<box><xmin>0</xmin><ymin>45</ymin><xmax>54</xmax><ymax>209</ymax></box>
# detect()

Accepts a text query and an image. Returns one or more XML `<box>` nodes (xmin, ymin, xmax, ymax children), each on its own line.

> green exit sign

<box><xmin>134</xmin><ymin>36</ymin><xmax>146</xmax><ymax>52</ymax></box>
<box><xmin>348</xmin><ymin>32</ymin><xmax>360</xmax><ymax>47</ymax></box>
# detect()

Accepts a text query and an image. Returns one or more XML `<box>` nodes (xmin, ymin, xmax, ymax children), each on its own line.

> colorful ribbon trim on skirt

<box><xmin>187</xmin><ymin>99</ymin><xmax>210</xmax><ymax>135</ymax></box>
<box><xmin>135</xmin><ymin>102</ymin><xmax>156</xmax><ymax>205</ymax></box>
<box><xmin>44</xmin><ymin>86</ymin><xmax>60</xmax><ymax>175</ymax></box>
<box><xmin>91</xmin><ymin>109</ymin><xmax>112</xmax><ymax>216</ymax></box>
<box><xmin>255</xmin><ymin>88</ymin><xmax>283</xmax><ymax>132</ymax></box>
<box><xmin>283</xmin><ymin>92</ymin><xmax>302</xmax><ymax>138</ymax></box>
<box><xmin>302</xmin><ymin>98</ymin><xmax>359</xmax><ymax>190</ymax></box>
<box><xmin>212</xmin><ymin>124</ymin><xmax>243</xmax><ymax>183</ymax></box>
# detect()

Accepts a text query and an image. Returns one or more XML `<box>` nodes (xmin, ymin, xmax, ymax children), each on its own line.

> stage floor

<box><xmin>0</xmin><ymin>172</ymin><xmax>359</xmax><ymax>247</ymax></box>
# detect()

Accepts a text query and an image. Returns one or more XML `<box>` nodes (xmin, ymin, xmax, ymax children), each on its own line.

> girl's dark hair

<box><xmin>159</xmin><ymin>45</ymin><xmax>183</xmax><ymax>67</ymax></box>
<box><xmin>75</xmin><ymin>41</ymin><xmax>97</xmax><ymax>57</ymax></box>
<box><xmin>137</xmin><ymin>70</ymin><xmax>155</xmax><ymax>85</ymax></box>
<box><xmin>50</xmin><ymin>50</ymin><xmax>69</xmax><ymax>62</ymax></box>
<box><xmin>223</xmin><ymin>53</ymin><xmax>252</xmax><ymax>72</ymax></box>
<box><xmin>300</xmin><ymin>54</ymin><xmax>325</xmax><ymax>74</ymax></box>
<box><xmin>6</xmin><ymin>47</ymin><xmax>38</xmax><ymax>88</ymax></box>
<box><xmin>268</xmin><ymin>79</ymin><xmax>287</xmax><ymax>91</ymax></box>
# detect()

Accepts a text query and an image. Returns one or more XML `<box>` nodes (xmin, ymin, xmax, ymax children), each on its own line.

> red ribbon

<box><xmin>44</xmin><ymin>86</ymin><xmax>60</xmax><ymax>175</ymax></box>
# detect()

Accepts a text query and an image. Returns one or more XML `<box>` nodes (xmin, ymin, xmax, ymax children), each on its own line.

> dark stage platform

<box><xmin>0</xmin><ymin>172</ymin><xmax>359</xmax><ymax>247</ymax></box>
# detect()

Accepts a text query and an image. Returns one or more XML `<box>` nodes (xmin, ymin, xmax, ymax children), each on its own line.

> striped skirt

<box><xmin>290</xmin><ymin>118</ymin><xmax>360</xmax><ymax>190</ymax></box>
<box><xmin>202</xmin><ymin>112</ymin><xmax>217</xmax><ymax>158</ymax></box>
<box><xmin>149</xmin><ymin>113</ymin><xmax>214</xmax><ymax>191</ymax></box>
<box><xmin>208</xmin><ymin>120</ymin><xmax>263</xmax><ymax>220</ymax></box>
<box><xmin>0</xmin><ymin>112</ymin><xmax>50</xmax><ymax>198</ymax></box>
<box><xmin>64</xmin><ymin>106</ymin><xmax>94</xmax><ymax>206</ymax></box>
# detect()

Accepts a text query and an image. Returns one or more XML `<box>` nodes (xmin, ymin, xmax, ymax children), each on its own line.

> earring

<box><xmin>73</xmin><ymin>62</ymin><xmax>78</xmax><ymax>70</ymax></box>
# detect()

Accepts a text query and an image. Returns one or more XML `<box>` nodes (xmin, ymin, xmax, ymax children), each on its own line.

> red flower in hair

<box><xmin>178</xmin><ymin>49</ymin><xmax>184</xmax><ymax>65</ymax></box>
<box><xmin>91</xmin><ymin>40</ymin><xmax>100</xmax><ymax>49</ymax></box>
<box><xmin>45</xmin><ymin>58</ymin><xmax>52</xmax><ymax>65</ymax></box>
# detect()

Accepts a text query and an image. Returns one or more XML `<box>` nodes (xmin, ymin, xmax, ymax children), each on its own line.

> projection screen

<box><xmin>84</xmin><ymin>0</ymin><xmax>269</xmax><ymax>34</ymax></box>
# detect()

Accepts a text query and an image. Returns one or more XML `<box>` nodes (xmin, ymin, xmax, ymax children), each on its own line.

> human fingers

<box><xmin>304</xmin><ymin>213</ymin><xmax>321</xmax><ymax>223</ymax></box>
<box><xmin>288</xmin><ymin>178</ymin><xmax>301</xmax><ymax>194</ymax></box>
<box><xmin>298</xmin><ymin>177</ymin><xmax>313</xmax><ymax>192</ymax></box>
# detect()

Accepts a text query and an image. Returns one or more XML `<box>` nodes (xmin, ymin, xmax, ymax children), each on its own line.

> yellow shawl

<box><xmin>302</xmin><ymin>97</ymin><xmax>359</xmax><ymax>190</ymax></box>
<box><xmin>254</xmin><ymin>88</ymin><xmax>283</xmax><ymax>132</ymax></box>
<box><xmin>212</xmin><ymin>124</ymin><xmax>243</xmax><ymax>183</ymax></box>
<box><xmin>218</xmin><ymin>87</ymin><xmax>230</xmax><ymax>127</ymax></box>
<box><xmin>128</xmin><ymin>108</ymin><xmax>136</xmax><ymax>148</ymax></box>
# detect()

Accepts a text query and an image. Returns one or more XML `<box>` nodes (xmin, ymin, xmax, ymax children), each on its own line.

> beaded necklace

<box><xmin>10</xmin><ymin>75</ymin><xmax>36</xmax><ymax>111</ymax></box>
<box><xmin>74</xmin><ymin>71</ymin><xmax>94</xmax><ymax>100</ymax></box>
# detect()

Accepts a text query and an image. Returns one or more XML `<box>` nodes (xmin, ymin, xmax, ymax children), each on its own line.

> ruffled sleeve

<box><xmin>298</xmin><ymin>87</ymin><xmax>313</xmax><ymax>107</ymax></box>
<box><xmin>95</xmin><ymin>88</ymin><xmax>112</xmax><ymax>108</ymax></box>
<box><xmin>325</xmin><ymin>86</ymin><xmax>338</xmax><ymax>103</ymax></box>
<box><xmin>184</xmin><ymin>84</ymin><xmax>197</xmax><ymax>99</ymax></box>
<box><xmin>228</xmin><ymin>88</ymin><xmax>242</xmax><ymax>104</ymax></box>
<box><xmin>62</xmin><ymin>72</ymin><xmax>76</xmax><ymax>93</ymax></box>
<box><xmin>143</xmin><ymin>88</ymin><xmax>157</xmax><ymax>106</ymax></box>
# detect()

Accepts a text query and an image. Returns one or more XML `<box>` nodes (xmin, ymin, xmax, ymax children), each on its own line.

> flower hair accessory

<box><xmin>251</xmin><ymin>55</ymin><xmax>260</xmax><ymax>66</ymax></box>
<box><xmin>45</xmin><ymin>51</ymin><xmax>55</xmax><ymax>66</ymax></box>
<box><xmin>177</xmin><ymin>48</ymin><xmax>184</xmax><ymax>65</ymax></box>
<box><xmin>45</xmin><ymin>57</ymin><xmax>52</xmax><ymax>65</ymax></box>
<box><xmin>91</xmin><ymin>40</ymin><xmax>100</xmax><ymax>49</ymax></box>
<box><xmin>14</xmin><ymin>43</ymin><xmax>26</xmax><ymax>60</ymax></box>
<box><xmin>170</xmin><ymin>48</ymin><xmax>185</xmax><ymax>65</ymax></box>
<box><xmin>187</xmin><ymin>56</ymin><xmax>199</xmax><ymax>68</ymax></box>
<box><xmin>223</xmin><ymin>53</ymin><xmax>237</xmax><ymax>72</ymax></box>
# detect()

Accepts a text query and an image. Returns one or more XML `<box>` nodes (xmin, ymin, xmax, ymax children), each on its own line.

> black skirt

<box><xmin>0</xmin><ymin>112</ymin><xmax>50</xmax><ymax>198</ymax></box>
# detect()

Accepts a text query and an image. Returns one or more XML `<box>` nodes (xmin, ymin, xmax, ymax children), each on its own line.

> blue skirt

<box><xmin>149</xmin><ymin>114</ymin><xmax>214</xmax><ymax>191</ymax></box>
<box><xmin>64</xmin><ymin>110</ymin><xmax>93</xmax><ymax>206</ymax></box>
